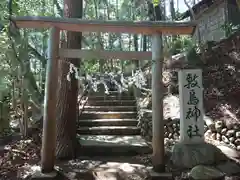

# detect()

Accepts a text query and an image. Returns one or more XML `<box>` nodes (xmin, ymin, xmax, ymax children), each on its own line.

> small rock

<box><xmin>204</xmin><ymin>125</ymin><xmax>208</xmax><ymax>132</ymax></box>
<box><xmin>236</xmin><ymin>131</ymin><xmax>240</xmax><ymax>138</ymax></box>
<box><xmin>233</xmin><ymin>124</ymin><xmax>240</xmax><ymax>130</ymax></box>
<box><xmin>211</xmin><ymin>133</ymin><xmax>217</xmax><ymax>140</ymax></box>
<box><xmin>204</xmin><ymin>116</ymin><xmax>215</xmax><ymax>131</ymax></box>
<box><xmin>221</xmin><ymin>128</ymin><xmax>227</xmax><ymax>135</ymax></box>
<box><xmin>164</xmin><ymin>132</ymin><xmax>168</xmax><ymax>137</ymax></box>
<box><xmin>226</xmin><ymin>129</ymin><xmax>235</xmax><ymax>137</ymax></box>
<box><xmin>225</xmin><ymin>121</ymin><xmax>234</xmax><ymax>129</ymax></box>
<box><xmin>222</xmin><ymin>136</ymin><xmax>229</xmax><ymax>144</ymax></box>
<box><xmin>216</xmin><ymin>133</ymin><xmax>222</xmax><ymax>141</ymax></box>
<box><xmin>168</xmin><ymin>127</ymin><xmax>174</xmax><ymax>133</ymax></box>
<box><xmin>66</xmin><ymin>172</ymin><xmax>77</xmax><ymax>179</ymax></box>
<box><xmin>204</xmin><ymin>130</ymin><xmax>212</xmax><ymax>137</ymax></box>
<box><xmin>189</xmin><ymin>165</ymin><xmax>224</xmax><ymax>180</ymax></box>
<box><xmin>173</xmin><ymin>127</ymin><xmax>178</xmax><ymax>132</ymax></box>
<box><xmin>229</xmin><ymin>143</ymin><xmax>236</xmax><ymax>149</ymax></box>
<box><xmin>173</xmin><ymin>133</ymin><xmax>179</xmax><ymax>139</ymax></box>
<box><xmin>215</xmin><ymin>120</ymin><xmax>223</xmax><ymax>133</ymax></box>
<box><xmin>234</xmin><ymin>138</ymin><xmax>240</xmax><ymax>146</ymax></box>
<box><xmin>229</xmin><ymin>137</ymin><xmax>235</xmax><ymax>143</ymax></box>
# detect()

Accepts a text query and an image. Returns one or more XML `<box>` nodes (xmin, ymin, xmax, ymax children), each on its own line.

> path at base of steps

<box><xmin>56</xmin><ymin>156</ymin><xmax>172</xmax><ymax>180</ymax></box>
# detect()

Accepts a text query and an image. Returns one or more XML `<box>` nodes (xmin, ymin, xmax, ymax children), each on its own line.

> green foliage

<box><xmin>170</xmin><ymin>36</ymin><xmax>194</xmax><ymax>55</ymax></box>
<box><xmin>152</xmin><ymin>0</ymin><xmax>161</xmax><ymax>7</ymax></box>
<box><xmin>221</xmin><ymin>22</ymin><xmax>240</xmax><ymax>37</ymax></box>
<box><xmin>186</xmin><ymin>45</ymin><xmax>202</xmax><ymax>66</ymax></box>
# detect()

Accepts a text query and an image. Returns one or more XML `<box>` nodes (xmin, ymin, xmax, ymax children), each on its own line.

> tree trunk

<box><xmin>56</xmin><ymin>0</ymin><xmax>82</xmax><ymax>159</ymax></box>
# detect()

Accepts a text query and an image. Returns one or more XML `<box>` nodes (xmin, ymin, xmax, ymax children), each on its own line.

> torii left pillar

<box><xmin>151</xmin><ymin>33</ymin><xmax>165</xmax><ymax>172</ymax></box>
<box><xmin>41</xmin><ymin>27</ymin><xmax>60</xmax><ymax>174</ymax></box>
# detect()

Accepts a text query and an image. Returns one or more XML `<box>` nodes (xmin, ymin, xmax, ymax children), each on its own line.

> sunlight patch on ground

<box><xmin>59</xmin><ymin>159</ymin><xmax>150</xmax><ymax>180</ymax></box>
<box><xmin>18</xmin><ymin>164</ymin><xmax>41</xmax><ymax>179</ymax></box>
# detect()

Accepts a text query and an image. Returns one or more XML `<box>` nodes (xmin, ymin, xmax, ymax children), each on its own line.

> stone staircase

<box><xmin>78</xmin><ymin>91</ymin><xmax>151</xmax><ymax>156</ymax></box>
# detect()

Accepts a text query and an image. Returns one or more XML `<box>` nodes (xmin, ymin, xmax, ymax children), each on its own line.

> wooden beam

<box><xmin>59</xmin><ymin>49</ymin><xmax>152</xmax><ymax>60</ymax></box>
<box><xmin>151</xmin><ymin>34</ymin><xmax>165</xmax><ymax>172</ymax></box>
<box><xmin>41</xmin><ymin>27</ymin><xmax>60</xmax><ymax>173</ymax></box>
<box><xmin>12</xmin><ymin>16</ymin><xmax>197</xmax><ymax>35</ymax></box>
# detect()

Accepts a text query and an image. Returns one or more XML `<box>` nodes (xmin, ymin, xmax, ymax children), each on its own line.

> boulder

<box><xmin>216</xmin><ymin>160</ymin><xmax>240</xmax><ymax>175</ymax></box>
<box><xmin>170</xmin><ymin>142</ymin><xmax>228</xmax><ymax>169</ymax></box>
<box><xmin>189</xmin><ymin>165</ymin><xmax>224</xmax><ymax>180</ymax></box>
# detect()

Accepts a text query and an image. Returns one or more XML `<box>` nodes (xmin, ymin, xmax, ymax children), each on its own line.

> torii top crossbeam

<box><xmin>12</xmin><ymin>16</ymin><xmax>196</xmax><ymax>35</ymax></box>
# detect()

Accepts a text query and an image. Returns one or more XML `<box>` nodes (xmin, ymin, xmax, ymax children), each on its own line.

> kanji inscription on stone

<box><xmin>178</xmin><ymin>69</ymin><xmax>204</xmax><ymax>144</ymax></box>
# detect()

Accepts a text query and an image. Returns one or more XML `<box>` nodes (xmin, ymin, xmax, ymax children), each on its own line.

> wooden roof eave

<box><xmin>12</xmin><ymin>16</ymin><xmax>197</xmax><ymax>35</ymax></box>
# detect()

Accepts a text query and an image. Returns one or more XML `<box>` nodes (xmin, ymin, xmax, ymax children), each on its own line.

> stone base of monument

<box><xmin>31</xmin><ymin>170</ymin><xmax>58</xmax><ymax>180</ymax></box>
<box><xmin>170</xmin><ymin>142</ymin><xmax>228</xmax><ymax>169</ymax></box>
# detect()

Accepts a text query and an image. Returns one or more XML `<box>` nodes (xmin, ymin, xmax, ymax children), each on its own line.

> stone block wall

<box><xmin>193</xmin><ymin>2</ymin><xmax>226</xmax><ymax>43</ymax></box>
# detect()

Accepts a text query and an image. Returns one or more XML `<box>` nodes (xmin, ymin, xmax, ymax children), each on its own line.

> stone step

<box><xmin>83</xmin><ymin>105</ymin><xmax>137</xmax><ymax>112</ymax></box>
<box><xmin>78</xmin><ymin>119</ymin><xmax>138</xmax><ymax>127</ymax></box>
<box><xmin>88</xmin><ymin>95</ymin><xmax>135</xmax><ymax>101</ymax></box>
<box><xmin>78</xmin><ymin>126</ymin><xmax>140</xmax><ymax>135</ymax></box>
<box><xmin>77</xmin><ymin>135</ymin><xmax>151</xmax><ymax>155</ymax></box>
<box><xmin>80</xmin><ymin>111</ymin><xmax>137</xmax><ymax>119</ymax></box>
<box><xmin>89</xmin><ymin>91</ymin><xmax>133</xmax><ymax>96</ymax></box>
<box><xmin>87</xmin><ymin>100</ymin><xmax>136</xmax><ymax>106</ymax></box>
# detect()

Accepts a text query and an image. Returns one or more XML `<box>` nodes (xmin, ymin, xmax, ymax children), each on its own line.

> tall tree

<box><xmin>56</xmin><ymin>0</ymin><xmax>82</xmax><ymax>159</ymax></box>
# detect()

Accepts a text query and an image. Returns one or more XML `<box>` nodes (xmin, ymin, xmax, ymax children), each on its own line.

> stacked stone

<box><xmin>164</xmin><ymin>120</ymin><xmax>180</xmax><ymax>140</ymax></box>
<box><xmin>137</xmin><ymin>111</ymin><xmax>180</xmax><ymax>142</ymax></box>
<box><xmin>137</xmin><ymin>111</ymin><xmax>152</xmax><ymax>141</ymax></box>
<box><xmin>205</xmin><ymin>120</ymin><xmax>240</xmax><ymax>151</ymax></box>
<box><xmin>138</xmin><ymin>109</ymin><xmax>240</xmax><ymax>151</ymax></box>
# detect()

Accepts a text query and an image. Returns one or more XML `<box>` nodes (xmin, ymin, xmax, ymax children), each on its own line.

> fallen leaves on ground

<box><xmin>0</xmin><ymin>134</ymin><xmax>41</xmax><ymax>179</ymax></box>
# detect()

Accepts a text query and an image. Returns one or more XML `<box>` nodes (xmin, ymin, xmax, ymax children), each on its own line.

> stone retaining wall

<box><xmin>137</xmin><ymin>110</ymin><xmax>240</xmax><ymax>151</ymax></box>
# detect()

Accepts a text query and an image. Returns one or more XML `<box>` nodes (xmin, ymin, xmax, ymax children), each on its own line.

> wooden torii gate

<box><xmin>13</xmin><ymin>16</ymin><xmax>196</xmax><ymax>173</ymax></box>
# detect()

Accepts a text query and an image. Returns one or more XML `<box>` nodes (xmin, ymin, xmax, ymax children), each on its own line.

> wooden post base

<box><xmin>148</xmin><ymin>167</ymin><xmax>173</xmax><ymax>180</ymax></box>
<box><xmin>31</xmin><ymin>170</ymin><xmax>57</xmax><ymax>180</ymax></box>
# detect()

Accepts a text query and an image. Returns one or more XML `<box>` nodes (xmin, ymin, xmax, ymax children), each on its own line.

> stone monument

<box><xmin>170</xmin><ymin>69</ymin><xmax>227</xmax><ymax>170</ymax></box>
<box><xmin>178</xmin><ymin>69</ymin><xmax>204</xmax><ymax>144</ymax></box>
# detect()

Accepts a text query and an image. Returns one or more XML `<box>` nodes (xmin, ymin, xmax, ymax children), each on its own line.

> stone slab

<box><xmin>78</xmin><ymin>135</ymin><xmax>151</xmax><ymax>155</ymax></box>
<box><xmin>78</xmin><ymin>118</ymin><xmax>138</xmax><ymax>127</ymax></box>
<box><xmin>87</xmin><ymin>100</ymin><xmax>136</xmax><ymax>106</ymax></box>
<box><xmin>81</xmin><ymin>111</ymin><xmax>137</xmax><ymax>119</ymax></box>
<box><xmin>77</xmin><ymin>126</ymin><xmax>140</xmax><ymax>135</ymax></box>
<box><xmin>83</xmin><ymin>105</ymin><xmax>137</xmax><ymax>112</ymax></box>
<box><xmin>79</xmin><ymin>135</ymin><xmax>149</xmax><ymax>147</ymax></box>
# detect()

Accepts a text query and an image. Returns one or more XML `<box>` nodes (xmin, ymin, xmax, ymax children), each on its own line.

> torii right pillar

<box><xmin>151</xmin><ymin>33</ymin><xmax>165</xmax><ymax>172</ymax></box>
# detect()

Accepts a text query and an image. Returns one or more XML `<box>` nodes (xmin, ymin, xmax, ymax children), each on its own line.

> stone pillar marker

<box><xmin>178</xmin><ymin>69</ymin><xmax>204</xmax><ymax>144</ymax></box>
